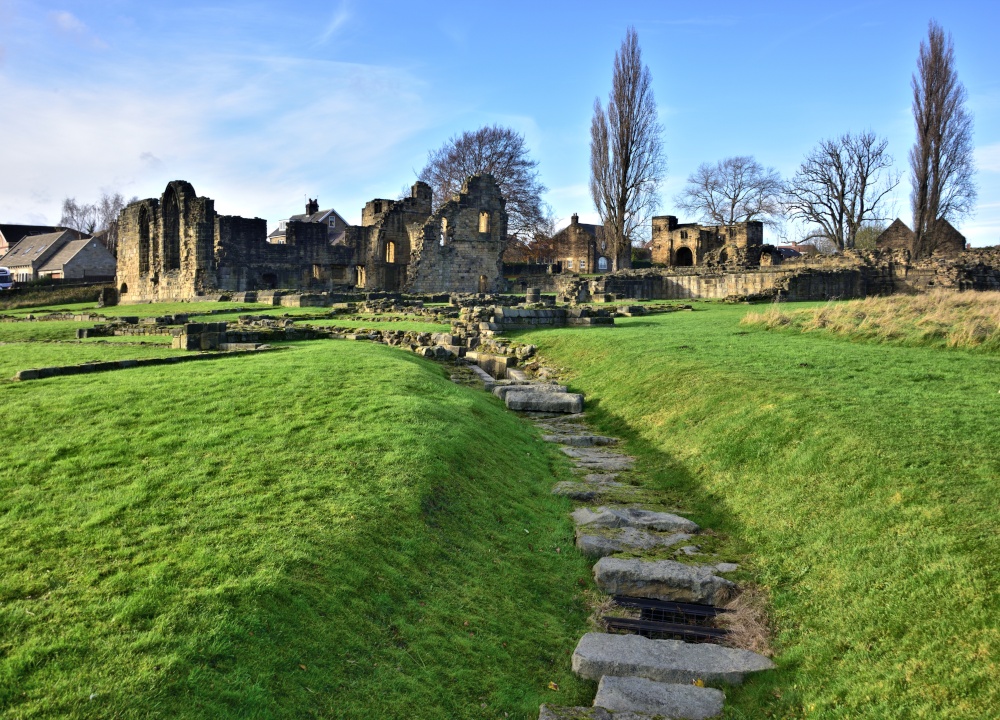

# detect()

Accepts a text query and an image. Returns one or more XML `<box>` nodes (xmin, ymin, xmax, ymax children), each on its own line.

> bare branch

<box><xmin>675</xmin><ymin>156</ymin><xmax>783</xmax><ymax>229</ymax></box>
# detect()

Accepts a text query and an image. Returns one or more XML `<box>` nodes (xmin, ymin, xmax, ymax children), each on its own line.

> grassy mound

<box><xmin>1</xmin><ymin>342</ymin><xmax>592</xmax><ymax>718</ymax></box>
<box><xmin>517</xmin><ymin>304</ymin><xmax>1000</xmax><ymax>719</ymax></box>
<box><xmin>742</xmin><ymin>291</ymin><xmax>1000</xmax><ymax>350</ymax></box>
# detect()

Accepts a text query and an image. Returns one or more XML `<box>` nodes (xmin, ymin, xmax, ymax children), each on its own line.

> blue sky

<box><xmin>1</xmin><ymin>0</ymin><xmax>998</xmax><ymax>244</ymax></box>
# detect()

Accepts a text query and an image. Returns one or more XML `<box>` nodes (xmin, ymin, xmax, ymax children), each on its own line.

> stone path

<box><xmin>491</xmin><ymin>381</ymin><xmax>775</xmax><ymax>720</ymax></box>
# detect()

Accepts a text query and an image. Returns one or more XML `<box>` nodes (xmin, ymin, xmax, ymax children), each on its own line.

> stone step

<box><xmin>543</xmin><ymin>434</ymin><xmax>619</xmax><ymax>447</ymax></box>
<box><xmin>561</xmin><ymin>447</ymin><xmax>634</xmax><ymax>471</ymax></box>
<box><xmin>494</xmin><ymin>384</ymin><xmax>568</xmax><ymax>400</ymax></box>
<box><xmin>594</xmin><ymin>675</ymin><xmax>725</xmax><ymax>719</ymax></box>
<box><xmin>593</xmin><ymin>558</ymin><xmax>735</xmax><ymax>605</ymax></box>
<box><xmin>576</xmin><ymin>528</ymin><xmax>694</xmax><ymax>558</ymax></box>
<box><xmin>573</xmin><ymin>506</ymin><xmax>699</xmax><ymax>534</ymax></box>
<box><xmin>537</xmin><ymin>706</ymin><xmax>615</xmax><ymax>720</ymax></box>
<box><xmin>572</xmin><ymin>632</ymin><xmax>775</xmax><ymax>686</ymax></box>
<box><xmin>553</xmin><ymin>481</ymin><xmax>627</xmax><ymax>501</ymax></box>
<box><xmin>506</xmin><ymin>391</ymin><xmax>584</xmax><ymax>414</ymax></box>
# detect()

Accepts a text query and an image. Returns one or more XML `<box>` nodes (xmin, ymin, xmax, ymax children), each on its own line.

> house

<box><xmin>0</xmin><ymin>223</ymin><xmax>67</xmax><ymax>255</ymax></box>
<box><xmin>0</xmin><ymin>229</ymin><xmax>116</xmax><ymax>282</ymax></box>
<box><xmin>268</xmin><ymin>198</ymin><xmax>350</xmax><ymax>245</ymax></box>
<box><xmin>548</xmin><ymin>214</ymin><xmax>614</xmax><ymax>273</ymax></box>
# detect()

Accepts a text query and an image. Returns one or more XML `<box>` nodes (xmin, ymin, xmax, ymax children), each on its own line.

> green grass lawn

<box><xmin>514</xmin><ymin>303</ymin><xmax>1000</xmax><ymax>719</ymax></box>
<box><xmin>0</xmin><ymin>341</ymin><xmax>593</xmax><ymax>719</ymax></box>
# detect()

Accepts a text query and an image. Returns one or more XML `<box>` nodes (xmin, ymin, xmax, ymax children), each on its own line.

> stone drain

<box><xmin>462</xmin><ymin>370</ymin><xmax>774</xmax><ymax>719</ymax></box>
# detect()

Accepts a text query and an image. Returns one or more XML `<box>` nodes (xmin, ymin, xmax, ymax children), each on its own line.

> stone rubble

<box><xmin>593</xmin><ymin>675</ymin><xmax>725</xmax><ymax>719</ymax></box>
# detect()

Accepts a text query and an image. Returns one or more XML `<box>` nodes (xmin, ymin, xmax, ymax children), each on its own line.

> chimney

<box><xmin>306</xmin><ymin>198</ymin><xmax>319</xmax><ymax>216</ymax></box>
<box><xmin>571</xmin><ymin>213</ymin><xmax>579</xmax><ymax>226</ymax></box>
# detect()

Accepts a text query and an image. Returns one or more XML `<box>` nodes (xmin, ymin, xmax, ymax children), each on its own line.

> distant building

<box><xmin>875</xmin><ymin>218</ymin><xmax>967</xmax><ymax>257</ymax></box>
<box><xmin>268</xmin><ymin>199</ymin><xmax>349</xmax><ymax>245</ymax></box>
<box><xmin>0</xmin><ymin>223</ymin><xmax>67</xmax><ymax>255</ymax></box>
<box><xmin>649</xmin><ymin>215</ymin><xmax>765</xmax><ymax>267</ymax></box>
<box><xmin>0</xmin><ymin>229</ymin><xmax>116</xmax><ymax>282</ymax></box>
<box><xmin>548</xmin><ymin>214</ymin><xmax>613</xmax><ymax>274</ymax></box>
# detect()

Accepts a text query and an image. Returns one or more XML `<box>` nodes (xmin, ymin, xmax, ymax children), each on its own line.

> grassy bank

<box><xmin>743</xmin><ymin>290</ymin><xmax>1000</xmax><ymax>351</ymax></box>
<box><xmin>1</xmin><ymin>341</ymin><xmax>592</xmax><ymax>719</ymax></box>
<box><xmin>517</xmin><ymin>303</ymin><xmax>1000</xmax><ymax>719</ymax></box>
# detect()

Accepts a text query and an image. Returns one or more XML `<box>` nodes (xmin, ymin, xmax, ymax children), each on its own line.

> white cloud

<box><xmin>47</xmin><ymin>10</ymin><xmax>108</xmax><ymax>50</ymax></box>
<box><xmin>317</xmin><ymin>1</ymin><xmax>351</xmax><ymax>45</ymax></box>
<box><xmin>0</xmin><ymin>53</ymin><xmax>435</xmax><ymax>228</ymax></box>
<box><xmin>975</xmin><ymin>143</ymin><xmax>1000</xmax><ymax>173</ymax></box>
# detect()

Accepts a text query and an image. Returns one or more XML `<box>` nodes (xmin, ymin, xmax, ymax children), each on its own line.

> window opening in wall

<box><xmin>680</xmin><ymin>230</ymin><xmax>688</xmax><ymax>240</ymax></box>
<box><xmin>567</xmin><ymin>259</ymin><xmax>573</xmax><ymax>269</ymax></box>
<box><xmin>138</xmin><ymin>205</ymin><xmax>151</xmax><ymax>274</ymax></box>
<box><xmin>440</xmin><ymin>218</ymin><xmax>448</xmax><ymax>246</ymax></box>
<box><xmin>356</xmin><ymin>266</ymin><xmax>366</xmax><ymax>287</ymax></box>
<box><xmin>479</xmin><ymin>274</ymin><xmax>488</xmax><ymax>294</ymax></box>
<box><xmin>385</xmin><ymin>241</ymin><xmax>395</xmax><ymax>263</ymax></box>
<box><xmin>163</xmin><ymin>187</ymin><xmax>181</xmax><ymax>271</ymax></box>
<box><xmin>119</xmin><ymin>283</ymin><xmax>128</xmax><ymax>295</ymax></box>
<box><xmin>479</xmin><ymin>211</ymin><xmax>490</xmax><ymax>233</ymax></box>
<box><xmin>580</xmin><ymin>260</ymin><xmax>586</xmax><ymax>270</ymax></box>
<box><xmin>598</xmin><ymin>256</ymin><xmax>608</xmax><ymax>271</ymax></box>
<box><xmin>261</xmin><ymin>272</ymin><xmax>278</xmax><ymax>289</ymax></box>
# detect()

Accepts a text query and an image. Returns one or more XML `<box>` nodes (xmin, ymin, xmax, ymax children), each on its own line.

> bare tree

<box><xmin>910</xmin><ymin>21</ymin><xmax>977</xmax><ymax>257</ymax></box>
<box><xmin>418</xmin><ymin>125</ymin><xmax>548</xmax><ymax>242</ymax></box>
<box><xmin>59</xmin><ymin>191</ymin><xmax>132</xmax><ymax>256</ymax></box>
<box><xmin>785</xmin><ymin>132</ymin><xmax>900</xmax><ymax>250</ymax></box>
<box><xmin>590</xmin><ymin>26</ymin><xmax>666</xmax><ymax>271</ymax></box>
<box><xmin>676</xmin><ymin>156</ymin><xmax>783</xmax><ymax>229</ymax></box>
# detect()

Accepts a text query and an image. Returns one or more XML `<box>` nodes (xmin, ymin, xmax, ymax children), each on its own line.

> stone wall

<box><xmin>406</xmin><ymin>174</ymin><xmax>508</xmax><ymax>294</ymax></box>
<box><xmin>649</xmin><ymin>215</ymin><xmax>764</xmax><ymax>267</ymax></box>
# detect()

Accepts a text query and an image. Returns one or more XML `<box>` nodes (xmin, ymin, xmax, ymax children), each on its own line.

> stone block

<box><xmin>13</xmin><ymin>369</ymin><xmax>40</xmax><ymax>381</ymax></box>
<box><xmin>593</xmin><ymin>557</ymin><xmax>735</xmax><ymax>605</ymax></box>
<box><xmin>505</xmin><ymin>391</ymin><xmax>584</xmax><ymax>414</ymax></box>
<box><xmin>593</xmin><ymin>675</ymin><xmax>725</xmax><ymax>719</ymax></box>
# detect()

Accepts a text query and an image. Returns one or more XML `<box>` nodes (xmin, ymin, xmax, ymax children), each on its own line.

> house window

<box><xmin>598</xmin><ymin>256</ymin><xmax>609</xmax><ymax>270</ymax></box>
<box><xmin>580</xmin><ymin>260</ymin><xmax>586</xmax><ymax>270</ymax></box>
<box><xmin>329</xmin><ymin>219</ymin><xmax>336</xmax><ymax>227</ymax></box>
<box><xmin>567</xmin><ymin>259</ymin><xmax>573</xmax><ymax>269</ymax></box>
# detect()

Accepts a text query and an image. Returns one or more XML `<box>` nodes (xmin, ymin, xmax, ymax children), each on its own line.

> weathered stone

<box><xmin>572</xmin><ymin>506</ymin><xmax>699</xmax><ymax>533</ymax></box>
<box><xmin>575</xmin><ymin>528</ymin><xmax>694</xmax><ymax>558</ymax></box>
<box><xmin>561</xmin><ymin>447</ymin><xmax>634</xmax><ymax>471</ymax></box>
<box><xmin>544</xmin><ymin>434</ymin><xmax>619</xmax><ymax>447</ymax></box>
<box><xmin>506</xmin><ymin>391</ymin><xmax>584</xmax><ymax>414</ymax></box>
<box><xmin>713</xmin><ymin>563</ymin><xmax>739</xmax><ymax>574</ymax></box>
<box><xmin>593</xmin><ymin>558</ymin><xmax>735</xmax><ymax>605</ymax></box>
<box><xmin>572</xmin><ymin>633</ymin><xmax>775</xmax><ymax>686</ymax></box>
<box><xmin>493</xmin><ymin>383</ymin><xmax>568</xmax><ymax>400</ymax></box>
<box><xmin>594</xmin><ymin>676</ymin><xmax>724</xmax><ymax>719</ymax></box>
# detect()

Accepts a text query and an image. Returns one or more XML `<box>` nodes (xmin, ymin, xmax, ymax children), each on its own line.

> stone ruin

<box><xmin>114</xmin><ymin>175</ymin><xmax>508</xmax><ymax>304</ymax></box>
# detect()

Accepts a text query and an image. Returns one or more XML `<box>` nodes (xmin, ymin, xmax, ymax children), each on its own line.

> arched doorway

<box><xmin>675</xmin><ymin>247</ymin><xmax>694</xmax><ymax>266</ymax></box>
<box><xmin>478</xmin><ymin>274</ymin><xmax>488</xmax><ymax>294</ymax></box>
<box><xmin>598</xmin><ymin>256</ymin><xmax>609</xmax><ymax>271</ymax></box>
<box><xmin>718</xmin><ymin>248</ymin><xmax>728</xmax><ymax>263</ymax></box>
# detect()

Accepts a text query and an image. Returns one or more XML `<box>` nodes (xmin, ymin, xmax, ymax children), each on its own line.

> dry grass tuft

<box><xmin>741</xmin><ymin>290</ymin><xmax>1000</xmax><ymax>351</ymax></box>
<box><xmin>719</xmin><ymin>585</ymin><xmax>774</xmax><ymax>657</ymax></box>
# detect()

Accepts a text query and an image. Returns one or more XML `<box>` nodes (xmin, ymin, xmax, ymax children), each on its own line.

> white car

<box><xmin>0</xmin><ymin>267</ymin><xmax>12</xmax><ymax>290</ymax></box>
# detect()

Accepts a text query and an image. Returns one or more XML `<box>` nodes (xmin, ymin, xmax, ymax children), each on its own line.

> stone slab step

<box><xmin>576</xmin><ymin>528</ymin><xmax>694</xmax><ymax>558</ymax></box>
<box><xmin>543</xmin><ymin>434</ymin><xmax>619</xmax><ymax>447</ymax></box>
<box><xmin>572</xmin><ymin>632</ymin><xmax>775</xmax><ymax>686</ymax></box>
<box><xmin>594</xmin><ymin>558</ymin><xmax>735</xmax><ymax>605</ymax></box>
<box><xmin>553</xmin><ymin>481</ymin><xmax>627</xmax><ymax>501</ymax></box>
<box><xmin>561</xmin><ymin>447</ymin><xmax>634</xmax><ymax>471</ymax></box>
<box><xmin>494</xmin><ymin>384</ymin><xmax>568</xmax><ymax>400</ymax></box>
<box><xmin>507</xmin><ymin>391</ymin><xmax>584</xmax><ymax>414</ymax></box>
<box><xmin>594</xmin><ymin>675</ymin><xmax>724</xmax><ymax>719</ymax></box>
<box><xmin>573</xmin><ymin>506</ymin><xmax>699</xmax><ymax>534</ymax></box>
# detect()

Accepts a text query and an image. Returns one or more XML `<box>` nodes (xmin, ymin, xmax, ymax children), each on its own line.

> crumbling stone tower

<box><xmin>406</xmin><ymin>174</ymin><xmax>508</xmax><ymax>294</ymax></box>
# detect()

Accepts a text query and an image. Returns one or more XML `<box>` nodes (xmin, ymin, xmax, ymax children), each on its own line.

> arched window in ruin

<box><xmin>162</xmin><ymin>186</ymin><xmax>181</xmax><ymax>271</ymax></box>
<box><xmin>675</xmin><ymin>247</ymin><xmax>694</xmax><ymax>266</ymax></box>
<box><xmin>718</xmin><ymin>249</ymin><xmax>728</xmax><ymax>263</ymax></box>
<box><xmin>479</xmin><ymin>275</ymin><xmax>488</xmax><ymax>294</ymax></box>
<box><xmin>385</xmin><ymin>241</ymin><xmax>395</xmax><ymax>263</ymax></box>
<box><xmin>356</xmin><ymin>266</ymin><xmax>366</xmax><ymax>287</ymax></box>
<box><xmin>440</xmin><ymin>218</ymin><xmax>448</xmax><ymax>246</ymax></box>
<box><xmin>119</xmin><ymin>282</ymin><xmax>128</xmax><ymax>295</ymax></box>
<box><xmin>138</xmin><ymin>205</ymin><xmax>151</xmax><ymax>275</ymax></box>
<box><xmin>597</xmin><ymin>256</ymin><xmax>609</xmax><ymax>271</ymax></box>
<box><xmin>479</xmin><ymin>212</ymin><xmax>490</xmax><ymax>233</ymax></box>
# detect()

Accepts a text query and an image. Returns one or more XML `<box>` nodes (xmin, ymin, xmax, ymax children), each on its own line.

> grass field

<box><xmin>743</xmin><ymin>291</ymin><xmax>1000</xmax><ymax>351</ymax></box>
<box><xmin>516</xmin><ymin>303</ymin><xmax>1000</xmax><ymax>719</ymax></box>
<box><xmin>0</xmin><ymin>341</ymin><xmax>593</xmax><ymax>719</ymax></box>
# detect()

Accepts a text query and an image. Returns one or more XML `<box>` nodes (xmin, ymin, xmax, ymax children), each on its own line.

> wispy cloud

<box><xmin>47</xmin><ymin>10</ymin><xmax>108</xmax><ymax>50</ymax></box>
<box><xmin>317</xmin><ymin>1</ymin><xmax>351</xmax><ymax>45</ymax></box>
<box><xmin>975</xmin><ymin>143</ymin><xmax>1000</xmax><ymax>173</ymax></box>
